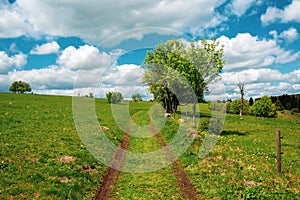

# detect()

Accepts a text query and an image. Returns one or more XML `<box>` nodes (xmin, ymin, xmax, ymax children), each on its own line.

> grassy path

<box><xmin>109</xmin><ymin>110</ymin><xmax>198</xmax><ymax>199</ymax></box>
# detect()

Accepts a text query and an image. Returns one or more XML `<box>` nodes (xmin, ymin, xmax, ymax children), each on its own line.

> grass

<box><xmin>180</xmin><ymin>104</ymin><xmax>300</xmax><ymax>199</ymax></box>
<box><xmin>1</xmin><ymin>93</ymin><xmax>105</xmax><ymax>199</ymax></box>
<box><xmin>1</xmin><ymin>92</ymin><xmax>299</xmax><ymax>199</ymax></box>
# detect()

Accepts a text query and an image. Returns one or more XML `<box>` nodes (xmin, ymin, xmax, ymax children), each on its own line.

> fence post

<box><xmin>276</xmin><ymin>129</ymin><xmax>281</xmax><ymax>173</ymax></box>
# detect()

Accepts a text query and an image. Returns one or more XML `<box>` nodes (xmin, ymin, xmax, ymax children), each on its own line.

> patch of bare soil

<box><xmin>59</xmin><ymin>156</ymin><xmax>76</xmax><ymax>162</ymax></box>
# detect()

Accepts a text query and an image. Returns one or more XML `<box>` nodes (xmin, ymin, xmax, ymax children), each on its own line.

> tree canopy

<box><xmin>131</xmin><ymin>93</ymin><xmax>142</xmax><ymax>102</ymax></box>
<box><xmin>142</xmin><ymin>39</ymin><xmax>225</xmax><ymax>113</ymax></box>
<box><xmin>9</xmin><ymin>81</ymin><xmax>32</xmax><ymax>94</ymax></box>
<box><xmin>106</xmin><ymin>91</ymin><xmax>123</xmax><ymax>104</ymax></box>
<box><xmin>249</xmin><ymin>96</ymin><xmax>277</xmax><ymax>118</ymax></box>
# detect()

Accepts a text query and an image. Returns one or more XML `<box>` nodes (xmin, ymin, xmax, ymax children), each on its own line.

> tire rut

<box><xmin>93</xmin><ymin>128</ymin><xmax>131</xmax><ymax>200</ymax></box>
<box><xmin>153</xmin><ymin>125</ymin><xmax>199</xmax><ymax>200</ymax></box>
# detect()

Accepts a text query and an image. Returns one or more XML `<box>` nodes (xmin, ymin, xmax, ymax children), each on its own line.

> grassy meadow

<box><xmin>0</xmin><ymin>92</ymin><xmax>299</xmax><ymax>199</ymax></box>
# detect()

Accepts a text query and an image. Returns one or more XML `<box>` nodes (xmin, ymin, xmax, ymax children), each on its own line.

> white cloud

<box><xmin>0</xmin><ymin>3</ymin><xmax>33</xmax><ymax>38</ymax></box>
<box><xmin>57</xmin><ymin>45</ymin><xmax>117</xmax><ymax>71</ymax></box>
<box><xmin>221</xmin><ymin>68</ymin><xmax>287</xmax><ymax>85</ymax></box>
<box><xmin>215</xmin><ymin>68</ymin><xmax>300</xmax><ymax>100</ymax></box>
<box><xmin>0</xmin><ymin>51</ymin><xmax>27</xmax><ymax>74</ymax></box>
<box><xmin>270</xmin><ymin>28</ymin><xmax>299</xmax><ymax>43</ymax></box>
<box><xmin>279</xmin><ymin>28</ymin><xmax>299</xmax><ymax>43</ymax></box>
<box><xmin>225</xmin><ymin>0</ymin><xmax>256</xmax><ymax>17</ymax></box>
<box><xmin>30</xmin><ymin>41</ymin><xmax>60</xmax><ymax>55</ymax></box>
<box><xmin>101</xmin><ymin>64</ymin><xmax>144</xmax><ymax>87</ymax></box>
<box><xmin>261</xmin><ymin>0</ymin><xmax>300</xmax><ymax>25</ymax></box>
<box><xmin>0</xmin><ymin>0</ymin><xmax>224</xmax><ymax>43</ymax></box>
<box><xmin>217</xmin><ymin>33</ymin><xmax>300</xmax><ymax>71</ymax></box>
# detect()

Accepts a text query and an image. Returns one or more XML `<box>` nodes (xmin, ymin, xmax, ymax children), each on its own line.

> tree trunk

<box><xmin>193</xmin><ymin>97</ymin><xmax>197</xmax><ymax>127</ymax></box>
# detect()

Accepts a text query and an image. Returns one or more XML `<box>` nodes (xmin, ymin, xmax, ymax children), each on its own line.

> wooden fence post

<box><xmin>276</xmin><ymin>129</ymin><xmax>281</xmax><ymax>173</ymax></box>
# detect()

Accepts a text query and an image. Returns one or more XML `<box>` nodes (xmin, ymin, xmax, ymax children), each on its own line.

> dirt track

<box><xmin>154</xmin><ymin>126</ymin><xmax>199</xmax><ymax>200</ymax></box>
<box><xmin>93</xmin><ymin>129</ymin><xmax>130</xmax><ymax>200</ymax></box>
<box><xmin>94</xmin><ymin>117</ymin><xmax>198</xmax><ymax>200</ymax></box>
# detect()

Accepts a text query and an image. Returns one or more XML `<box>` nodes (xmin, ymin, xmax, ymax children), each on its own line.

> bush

<box><xmin>106</xmin><ymin>92</ymin><xmax>123</xmax><ymax>104</ymax></box>
<box><xmin>249</xmin><ymin>96</ymin><xmax>277</xmax><ymax>118</ymax></box>
<box><xmin>275</xmin><ymin>99</ymin><xmax>284</xmax><ymax>111</ymax></box>
<box><xmin>225</xmin><ymin>101</ymin><xmax>231</xmax><ymax>113</ymax></box>
<box><xmin>229</xmin><ymin>99</ymin><xmax>249</xmax><ymax>115</ymax></box>
<box><xmin>290</xmin><ymin>108</ymin><xmax>299</xmax><ymax>115</ymax></box>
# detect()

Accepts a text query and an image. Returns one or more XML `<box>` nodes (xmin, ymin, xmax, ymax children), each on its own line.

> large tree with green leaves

<box><xmin>142</xmin><ymin>39</ymin><xmax>225</xmax><ymax>118</ymax></box>
<box><xmin>249</xmin><ymin>96</ymin><xmax>277</xmax><ymax>118</ymax></box>
<box><xmin>106</xmin><ymin>91</ymin><xmax>123</xmax><ymax>104</ymax></box>
<box><xmin>131</xmin><ymin>93</ymin><xmax>142</xmax><ymax>102</ymax></box>
<box><xmin>9</xmin><ymin>81</ymin><xmax>32</xmax><ymax>94</ymax></box>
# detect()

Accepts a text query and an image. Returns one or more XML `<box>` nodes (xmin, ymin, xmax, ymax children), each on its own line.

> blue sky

<box><xmin>0</xmin><ymin>0</ymin><xmax>299</xmax><ymax>100</ymax></box>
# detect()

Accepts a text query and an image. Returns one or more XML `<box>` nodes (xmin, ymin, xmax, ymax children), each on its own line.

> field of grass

<box><xmin>1</xmin><ymin>92</ymin><xmax>299</xmax><ymax>199</ymax></box>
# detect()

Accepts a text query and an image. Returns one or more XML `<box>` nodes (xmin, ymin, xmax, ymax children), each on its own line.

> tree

<box><xmin>249</xmin><ymin>97</ymin><xmax>254</xmax><ymax>106</ymax></box>
<box><xmin>274</xmin><ymin>98</ymin><xmax>284</xmax><ymax>111</ymax></box>
<box><xmin>285</xmin><ymin>102</ymin><xmax>292</xmax><ymax>110</ymax></box>
<box><xmin>106</xmin><ymin>91</ymin><xmax>123</xmax><ymax>104</ymax></box>
<box><xmin>9</xmin><ymin>81</ymin><xmax>32</xmax><ymax>94</ymax></box>
<box><xmin>131</xmin><ymin>93</ymin><xmax>142</xmax><ymax>102</ymax></box>
<box><xmin>229</xmin><ymin>99</ymin><xmax>250</xmax><ymax>115</ymax></box>
<box><xmin>249</xmin><ymin>96</ymin><xmax>277</xmax><ymax>118</ymax></box>
<box><xmin>237</xmin><ymin>82</ymin><xmax>245</xmax><ymax>116</ymax></box>
<box><xmin>142</xmin><ymin>39</ymin><xmax>225</xmax><ymax>119</ymax></box>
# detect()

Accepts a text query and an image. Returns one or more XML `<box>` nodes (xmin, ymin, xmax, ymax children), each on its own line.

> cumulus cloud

<box><xmin>261</xmin><ymin>0</ymin><xmax>300</xmax><ymax>25</ymax></box>
<box><xmin>1</xmin><ymin>0</ymin><xmax>224</xmax><ymax>43</ymax></box>
<box><xmin>0</xmin><ymin>51</ymin><xmax>27</xmax><ymax>74</ymax></box>
<box><xmin>279</xmin><ymin>28</ymin><xmax>299</xmax><ymax>43</ymax></box>
<box><xmin>57</xmin><ymin>45</ymin><xmax>117</xmax><ymax>71</ymax></box>
<box><xmin>30</xmin><ymin>41</ymin><xmax>60</xmax><ymax>55</ymax></box>
<box><xmin>225</xmin><ymin>0</ymin><xmax>256</xmax><ymax>17</ymax></box>
<box><xmin>217</xmin><ymin>33</ymin><xmax>300</xmax><ymax>71</ymax></box>
<box><xmin>0</xmin><ymin>3</ymin><xmax>33</xmax><ymax>38</ymax></box>
<box><xmin>214</xmin><ymin>68</ymin><xmax>300</xmax><ymax>100</ymax></box>
<box><xmin>269</xmin><ymin>28</ymin><xmax>299</xmax><ymax>43</ymax></box>
<box><xmin>101</xmin><ymin>64</ymin><xmax>144</xmax><ymax>87</ymax></box>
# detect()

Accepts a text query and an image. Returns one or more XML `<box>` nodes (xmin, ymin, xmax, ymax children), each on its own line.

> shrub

<box><xmin>229</xmin><ymin>99</ymin><xmax>249</xmax><ymax>115</ymax></box>
<box><xmin>106</xmin><ymin>92</ymin><xmax>123</xmax><ymax>104</ymax></box>
<box><xmin>291</xmin><ymin>108</ymin><xmax>299</xmax><ymax>115</ymax></box>
<box><xmin>249</xmin><ymin>96</ymin><xmax>277</xmax><ymax>118</ymax></box>
<box><xmin>225</xmin><ymin>101</ymin><xmax>231</xmax><ymax>113</ymax></box>
<box><xmin>275</xmin><ymin>99</ymin><xmax>284</xmax><ymax>111</ymax></box>
<box><xmin>285</xmin><ymin>102</ymin><xmax>292</xmax><ymax>110</ymax></box>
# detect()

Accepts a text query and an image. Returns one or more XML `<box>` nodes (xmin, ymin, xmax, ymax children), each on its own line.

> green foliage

<box><xmin>285</xmin><ymin>102</ymin><xmax>292</xmax><ymax>110</ymax></box>
<box><xmin>291</xmin><ymin>108</ymin><xmax>299</xmax><ymax>114</ymax></box>
<box><xmin>142</xmin><ymin>39</ymin><xmax>225</xmax><ymax>113</ymax></box>
<box><xmin>275</xmin><ymin>98</ymin><xmax>284</xmax><ymax>111</ymax></box>
<box><xmin>249</xmin><ymin>96</ymin><xmax>277</xmax><ymax>117</ymax></box>
<box><xmin>229</xmin><ymin>99</ymin><xmax>250</xmax><ymax>115</ymax></box>
<box><xmin>249</xmin><ymin>97</ymin><xmax>254</xmax><ymax>106</ymax></box>
<box><xmin>9</xmin><ymin>81</ymin><xmax>32</xmax><ymax>94</ymax></box>
<box><xmin>225</xmin><ymin>101</ymin><xmax>231</xmax><ymax>113</ymax></box>
<box><xmin>106</xmin><ymin>91</ymin><xmax>123</xmax><ymax>104</ymax></box>
<box><xmin>131</xmin><ymin>93</ymin><xmax>142</xmax><ymax>102</ymax></box>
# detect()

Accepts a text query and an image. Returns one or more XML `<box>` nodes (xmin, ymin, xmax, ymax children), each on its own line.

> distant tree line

<box><xmin>269</xmin><ymin>94</ymin><xmax>300</xmax><ymax>112</ymax></box>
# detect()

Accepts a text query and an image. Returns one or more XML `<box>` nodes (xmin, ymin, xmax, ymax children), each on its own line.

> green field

<box><xmin>1</xmin><ymin>93</ymin><xmax>299</xmax><ymax>199</ymax></box>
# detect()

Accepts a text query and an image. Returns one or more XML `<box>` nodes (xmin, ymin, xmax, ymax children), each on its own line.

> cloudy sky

<box><xmin>0</xmin><ymin>0</ymin><xmax>299</xmax><ymax>100</ymax></box>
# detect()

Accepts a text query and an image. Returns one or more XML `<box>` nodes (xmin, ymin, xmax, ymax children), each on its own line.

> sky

<box><xmin>0</xmin><ymin>0</ymin><xmax>299</xmax><ymax>100</ymax></box>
